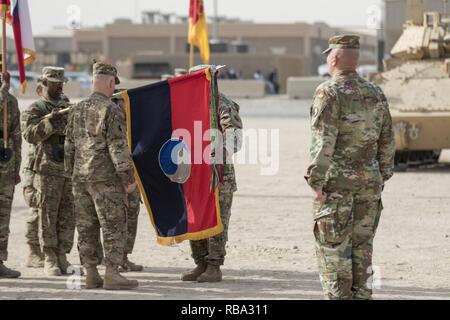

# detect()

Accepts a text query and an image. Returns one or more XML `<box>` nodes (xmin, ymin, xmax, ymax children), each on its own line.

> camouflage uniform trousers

<box><xmin>314</xmin><ymin>186</ymin><xmax>383</xmax><ymax>300</ymax></box>
<box><xmin>73</xmin><ymin>179</ymin><xmax>127</xmax><ymax>268</ymax></box>
<box><xmin>0</xmin><ymin>170</ymin><xmax>15</xmax><ymax>261</ymax></box>
<box><xmin>34</xmin><ymin>173</ymin><xmax>75</xmax><ymax>254</ymax></box>
<box><xmin>22</xmin><ymin>168</ymin><xmax>39</xmax><ymax>246</ymax></box>
<box><xmin>90</xmin><ymin>188</ymin><xmax>140</xmax><ymax>263</ymax></box>
<box><xmin>125</xmin><ymin>188</ymin><xmax>140</xmax><ymax>254</ymax></box>
<box><xmin>190</xmin><ymin>190</ymin><xmax>234</xmax><ymax>266</ymax></box>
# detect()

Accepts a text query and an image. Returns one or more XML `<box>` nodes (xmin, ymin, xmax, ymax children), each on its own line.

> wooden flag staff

<box><xmin>2</xmin><ymin>9</ymin><xmax>7</xmax><ymax>149</ymax></box>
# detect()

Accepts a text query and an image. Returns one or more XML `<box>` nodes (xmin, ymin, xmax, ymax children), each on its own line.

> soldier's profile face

<box><xmin>45</xmin><ymin>81</ymin><xmax>63</xmax><ymax>100</ymax></box>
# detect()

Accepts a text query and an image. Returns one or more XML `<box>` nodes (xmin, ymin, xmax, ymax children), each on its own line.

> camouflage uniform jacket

<box><xmin>218</xmin><ymin>93</ymin><xmax>243</xmax><ymax>193</ymax></box>
<box><xmin>64</xmin><ymin>92</ymin><xmax>135</xmax><ymax>185</ymax></box>
<box><xmin>0</xmin><ymin>87</ymin><xmax>21</xmax><ymax>175</ymax></box>
<box><xmin>305</xmin><ymin>70</ymin><xmax>395</xmax><ymax>192</ymax></box>
<box><xmin>21</xmin><ymin>97</ymin><xmax>71</xmax><ymax>177</ymax></box>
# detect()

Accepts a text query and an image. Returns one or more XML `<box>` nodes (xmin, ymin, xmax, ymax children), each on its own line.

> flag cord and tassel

<box><xmin>209</xmin><ymin>66</ymin><xmax>221</xmax><ymax>191</ymax></box>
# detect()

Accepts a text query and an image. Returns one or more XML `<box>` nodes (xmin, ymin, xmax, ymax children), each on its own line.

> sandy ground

<box><xmin>0</xmin><ymin>97</ymin><xmax>449</xmax><ymax>300</ymax></box>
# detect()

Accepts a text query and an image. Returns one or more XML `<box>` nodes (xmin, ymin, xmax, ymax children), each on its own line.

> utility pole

<box><xmin>376</xmin><ymin>2</ymin><xmax>386</xmax><ymax>72</ymax></box>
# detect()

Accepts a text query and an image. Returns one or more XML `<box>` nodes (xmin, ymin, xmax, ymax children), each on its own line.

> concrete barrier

<box><xmin>120</xmin><ymin>79</ymin><xmax>266</xmax><ymax>99</ymax></box>
<box><xmin>287</xmin><ymin>77</ymin><xmax>326</xmax><ymax>100</ymax></box>
<box><xmin>218</xmin><ymin>80</ymin><xmax>265</xmax><ymax>99</ymax></box>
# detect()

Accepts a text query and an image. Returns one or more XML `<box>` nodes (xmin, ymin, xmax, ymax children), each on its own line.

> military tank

<box><xmin>371</xmin><ymin>11</ymin><xmax>450</xmax><ymax>170</ymax></box>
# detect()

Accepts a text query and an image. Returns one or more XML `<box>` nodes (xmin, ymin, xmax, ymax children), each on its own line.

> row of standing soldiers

<box><xmin>0</xmin><ymin>63</ymin><xmax>243</xmax><ymax>290</ymax></box>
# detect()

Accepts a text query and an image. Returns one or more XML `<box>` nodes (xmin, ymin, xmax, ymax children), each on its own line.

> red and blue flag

<box><xmin>121</xmin><ymin>68</ymin><xmax>223</xmax><ymax>245</ymax></box>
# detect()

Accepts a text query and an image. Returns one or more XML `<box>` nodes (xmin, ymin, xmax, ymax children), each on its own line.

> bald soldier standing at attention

<box><xmin>65</xmin><ymin>62</ymin><xmax>138</xmax><ymax>290</ymax></box>
<box><xmin>305</xmin><ymin>35</ymin><xmax>395</xmax><ymax>300</ymax></box>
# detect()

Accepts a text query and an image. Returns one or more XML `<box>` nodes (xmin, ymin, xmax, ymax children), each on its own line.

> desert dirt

<box><xmin>0</xmin><ymin>97</ymin><xmax>449</xmax><ymax>300</ymax></box>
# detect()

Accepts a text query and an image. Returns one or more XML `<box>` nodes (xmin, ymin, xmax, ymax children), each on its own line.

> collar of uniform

<box><xmin>90</xmin><ymin>91</ymin><xmax>110</xmax><ymax>100</ymax></box>
<box><xmin>40</xmin><ymin>96</ymin><xmax>60</xmax><ymax>108</ymax></box>
<box><xmin>333</xmin><ymin>69</ymin><xmax>358</xmax><ymax>78</ymax></box>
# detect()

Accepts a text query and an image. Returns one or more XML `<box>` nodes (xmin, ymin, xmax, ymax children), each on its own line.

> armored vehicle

<box><xmin>372</xmin><ymin>11</ymin><xmax>450</xmax><ymax>169</ymax></box>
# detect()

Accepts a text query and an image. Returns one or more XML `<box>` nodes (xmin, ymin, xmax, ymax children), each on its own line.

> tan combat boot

<box><xmin>43</xmin><ymin>249</ymin><xmax>62</xmax><ymax>276</ymax></box>
<box><xmin>58</xmin><ymin>253</ymin><xmax>71</xmax><ymax>274</ymax></box>
<box><xmin>26</xmin><ymin>244</ymin><xmax>44</xmax><ymax>268</ymax></box>
<box><xmin>103</xmin><ymin>265</ymin><xmax>139</xmax><ymax>290</ymax></box>
<box><xmin>197</xmin><ymin>264</ymin><xmax>222</xmax><ymax>283</ymax></box>
<box><xmin>0</xmin><ymin>261</ymin><xmax>21</xmax><ymax>278</ymax></box>
<box><xmin>119</xmin><ymin>254</ymin><xmax>143</xmax><ymax>272</ymax></box>
<box><xmin>85</xmin><ymin>266</ymin><xmax>104</xmax><ymax>289</ymax></box>
<box><xmin>181</xmin><ymin>262</ymin><xmax>207</xmax><ymax>281</ymax></box>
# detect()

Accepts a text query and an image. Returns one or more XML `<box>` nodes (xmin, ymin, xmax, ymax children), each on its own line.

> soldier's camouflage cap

<box><xmin>93</xmin><ymin>62</ymin><xmax>120</xmax><ymax>84</ymax></box>
<box><xmin>41</xmin><ymin>66</ymin><xmax>68</xmax><ymax>83</ymax></box>
<box><xmin>322</xmin><ymin>34</ymin><xmax>360</xmax><ymax>55</ymax></box>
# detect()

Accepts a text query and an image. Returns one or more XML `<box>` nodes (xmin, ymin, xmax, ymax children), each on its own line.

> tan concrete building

<box><xmin>72</xmin><ymin>18</ymin><xmax>377</xmax><ymax>93</ymax></box>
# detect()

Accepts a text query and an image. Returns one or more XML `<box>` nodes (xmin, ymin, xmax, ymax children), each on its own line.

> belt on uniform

<box><xmin>44</xmin><ymin>135</ymin><xmax>66</xmax><ymax>163</ymax></box>
<box><xmin>45</xmin><ymin>134</ymin><xmax>65</xmax><ymax>145</ymax></box>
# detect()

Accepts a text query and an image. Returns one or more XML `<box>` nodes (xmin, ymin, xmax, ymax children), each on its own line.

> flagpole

<box><xmin>2</xmin><ymin>9</ymin><xmax>7</xmax><ymax>149</ymax></box>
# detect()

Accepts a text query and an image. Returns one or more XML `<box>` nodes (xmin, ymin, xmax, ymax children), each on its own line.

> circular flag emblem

<box><xmin>158</xmin><ymin>138</ymin><xmax>191</xmax><ymax>184</ymax></box>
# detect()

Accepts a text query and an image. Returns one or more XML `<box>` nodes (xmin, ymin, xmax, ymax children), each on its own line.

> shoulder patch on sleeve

<box><xmin>311</xmin><ymin>83</ymin><xmax>336</xmax><ymax>125</ymax></box>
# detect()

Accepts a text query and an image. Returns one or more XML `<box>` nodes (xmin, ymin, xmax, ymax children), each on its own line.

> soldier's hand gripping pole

<box><xmin>0</xmin><ymin>8</ymin><xmax>12</xmax><ymax>162</ymax></box>
<box><xmin>41</xmin><ymin>107</ymin><xmax>71</xmax><ymax>120</ymax></box>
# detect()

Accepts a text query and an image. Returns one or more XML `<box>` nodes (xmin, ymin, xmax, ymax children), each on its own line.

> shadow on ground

<box><xmin>1</xmin><ymin>267</ymin><xmax>449</xmax><ymax>300</ymax></box>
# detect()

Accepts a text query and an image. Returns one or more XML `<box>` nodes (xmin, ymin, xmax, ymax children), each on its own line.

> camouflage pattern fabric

<box><xmin>21</xmin><ymin>96</ymin><xmax>75</xmax><ymax>255</ymax></box>
<box><xmin>190</xmin><ymin>191</ymin><xmax>233</xmax><ymax>266</ymax></box>
<box><xmin>73</xmin><ymin>180</ymin><xmax>127</xmax><ymax>268</ymax></box>
<box><xmin>125</xmin><ymin>188</ymin><xmax>140</xmax><ymax>254</ymax></box>
<box><xmin>306</xmin><ymin>70</ymin><xmax>395</xmax><ymax>300</ymax></box>
<box><xmin>21</xmin><ymin>97</ymin><xmax>71</xmax><ymax>177</ymax></box>
<box><xmin>65</xmin><ymin>92</ymin><xmax>135</xmax><ymax>269</ymax></box>
<box><xmin>34</xmin><ymin>174</ymin><xmax>75</xmax><ymax>253</ymax></box>
<box><xmin>64</xmin><ymin>92</ymin><xmax>134</xmax><ymax>185</ymax></box>
<box><xmin>93</xmin><ymin>62</ymin><xmax>120</xmax><ymax>85</ymax></box>
<box><xmin>218</xmin><ymin>93</ymin><xmax>243</xmax><ymax>193</ymax></box>
<box><xmin>0</xmin><ymin>173</ymin><xmax>14</xmax><ymax>261</ymax></box>
<box><xmin>0</xmin><ymin>89</ymin><xmax>22</xmax><ymax>261</ymax></box>
<box><xmin>41</xmin><ymin>67</ymin><xmax>68</xmax><ymax>83</ymax></box>
<box><xmin>25</xmin><ymin>207</ymin><xmax>40</xmax><ymax>247</ymax></box>
<box><xmin>322</xmin><ymin>34</ymin><xmax>360</xmax><ymax>54</ymax></box>
<box><xmin>189</xmin><ymin>93</ymin><xmax>242</xmax><ymax>265</ymax></box>
<box><xmin>22</xmin><ymin>145</ymin><xmax>39</xmax><ymax>246</ymax></box>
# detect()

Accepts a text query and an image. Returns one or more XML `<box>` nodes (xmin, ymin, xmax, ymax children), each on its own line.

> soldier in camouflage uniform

<box><xmin>305</xmin><ymin>35</ymin><xmax>396</xmax><ymax>300</ymax></box>
<box><xmin>65</xmin><ymin>62</ymin><xmax>139</xmax><ymax>290</ymax></box>
<box><xmin>21</xmin><ymin>67</ymin><xmax>75</xmax><ymax>276</ymax></box>
<box><xmin>0</xmin><ymin>69</ymin><xmax>22</xmax><ymax>278</ymax></box>
<box><xmin>181</xmin><ymin>66</ymin><xmax>243</xmax><ymax>283</ymax></box>
<box><xmin>22</xmin><ymin>78</ymin><xmax>45</xmax><ymax>268</ymax></box>
<box><xmin>111</xmin><ymin>90</ymin><xmax>143</xmax><ymax>272</ymax></box>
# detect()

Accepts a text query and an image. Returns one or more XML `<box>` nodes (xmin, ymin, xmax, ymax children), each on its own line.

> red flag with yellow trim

<box><xmin>1</xmin><ymin>0</ymin><xmax>36</xmax><ymax>93</ymax></box>
<box><xmin>188</xmin><ymin>0</ymin><xmax>210</xmax><ymax>64</ymax></box>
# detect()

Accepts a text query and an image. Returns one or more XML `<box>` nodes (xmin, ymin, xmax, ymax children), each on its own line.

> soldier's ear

<box><xmin>331</xmin><ymin>54</ymin><xmax>339</xmax><ymax>67</ymax></box>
